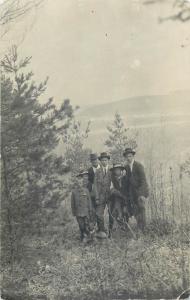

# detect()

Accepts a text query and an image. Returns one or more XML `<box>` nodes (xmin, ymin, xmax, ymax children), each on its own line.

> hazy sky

<box><xmin>2</xmin><ymin>0</ymin><xmax>190</xmax><ymax>107</ymax></box>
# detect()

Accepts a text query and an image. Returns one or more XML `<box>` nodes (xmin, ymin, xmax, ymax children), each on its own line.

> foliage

<box><xmin>105</xmin><ymin>112</ymin><xmax>137</xmax><ymax>163</ymax></box>
<box><xmin>1</xmin><ymin>46</ymin><xmax>190</xmax><ymax>300</ymax></box>
<box><xmin>62</xmin><ymin>119</ymin><xmax>91</xmax><ymax>174</ymax></box>
<box><xmin>1</xmin><ymin>211</ymin><xmax>190</xmax><ymax>300</ymax></box>
<box><xmin>1</xmin><ymin>45</ymin><xmax>74</xmax><ymax>267</ymax></box>
<box><xmin>0</xmin><ymin>0</ymin><xmax>45</xmax><ymax>39</ymax></box>
<box><xmin>145</xmin><ymin>218</ymin><xmax>177</xmax><ymax>237</ymax></box>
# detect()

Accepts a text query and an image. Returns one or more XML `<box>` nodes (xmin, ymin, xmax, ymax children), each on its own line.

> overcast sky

<box><xmin>2</xmin><ymin>0</ymin><xmax>190</xmax><ymax>107</ymax></box>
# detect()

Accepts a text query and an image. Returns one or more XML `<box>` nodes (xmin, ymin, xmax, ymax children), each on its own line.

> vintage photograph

<box><xmin>1</xmin><ymin>0</ymin><xmax>190</xmax><ymax>299</ymax></box>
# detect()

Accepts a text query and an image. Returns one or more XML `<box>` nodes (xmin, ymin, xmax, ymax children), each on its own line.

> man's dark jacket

<box><xmin>88</xmin><ymin>166</ymin><xmax>95</xmax><ymax>192</ymax></box>
<box><xmin>110</xmin><ymin>174</ymin><xmax>126</xmax><ymax>200</ymax></box>
<box><xmin>124</xmin><ymin>161</ymin><xmax>149</xmax><ymax>201</ymax></box>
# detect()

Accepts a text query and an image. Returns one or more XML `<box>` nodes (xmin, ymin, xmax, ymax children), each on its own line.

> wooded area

<box><xmin>1</xmin><ymin>47</ymin><xmax>190</xmax><ymax>299</ymax></box>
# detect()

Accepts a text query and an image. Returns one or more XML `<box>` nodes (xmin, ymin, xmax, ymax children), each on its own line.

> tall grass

<box><xmin>1</xmin><ymin>121</ymin><xmax>190</xmax><ymax>300</ymax></box>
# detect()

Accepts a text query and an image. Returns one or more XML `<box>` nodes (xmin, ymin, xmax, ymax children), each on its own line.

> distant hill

<box><xmin>76</xmin><ymin>90</ymin><xmax>190</xmax><ymax>154</ymax></box>
<box><xmin>57</xmin><ymin>91</ymin><xmax>190</xmax><ymax>157</ymax></box>
<box><xmin>78</xmin><ymin>90</ymin><xmax>190</xmax><ymax>123</ymax></box>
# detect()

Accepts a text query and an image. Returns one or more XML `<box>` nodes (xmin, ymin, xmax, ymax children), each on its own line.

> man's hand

<box><xmin>95</xmin><ymin>199</ymin><xmax>100</xmax><ymax>205</ymax></box>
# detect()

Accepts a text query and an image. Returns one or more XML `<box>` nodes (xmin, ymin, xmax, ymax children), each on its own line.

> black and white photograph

<box><xmin>1</xmin><ymin>1</ymin><xmax>190</xmax><ymax>299</ymax></box>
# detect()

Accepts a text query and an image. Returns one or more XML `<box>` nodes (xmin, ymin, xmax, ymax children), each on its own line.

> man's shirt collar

<box><xmin>92</xmin><ymin>164</ymin><xmax>100</xmax><ymax>173</ymax></box>
<box><xmin>103</xmin><ymin>165</ymin><xmax>109</xmax><ymax>171</ymax></box>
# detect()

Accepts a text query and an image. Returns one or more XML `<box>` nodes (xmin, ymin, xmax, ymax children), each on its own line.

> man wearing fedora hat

<box><xmin>87</xmin><ymin>153</ymin><xmax>101</xmax><ymax>228</ymax></box>
<box><xmin>93</xmin><ymin>152</ymin><xmax>112</xmax><ymax>238</ymax></box>
<box><xmin>123</xmin><ymin>148</ymin><xmax>149</xmax><ymax>231</ymax></box>
<box><xmin>88</xmin><ymin>153</ymin><xmax>100</xmax><ymax>195</ymax></box>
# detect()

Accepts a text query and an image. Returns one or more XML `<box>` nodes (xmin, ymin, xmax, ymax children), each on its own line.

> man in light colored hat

<box><xmin>93</xmin><ymin>152</ymin><xmax>112</xmax><ymax>238</ymax></box>
<box><xmin>123</xmin><ymin>148</ymin><xmax>149</xmax><ymax>231</ymax></box>
<box><xmin>109</xmin><ymin>163</ymin><xmax>128</xmax><ymax>237</ymax></box>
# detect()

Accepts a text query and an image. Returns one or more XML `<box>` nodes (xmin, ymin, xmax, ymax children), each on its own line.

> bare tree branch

<box><xmin>144</xmin><ymin>0</ymin><xmax>190</xmax><ymax>22</ymax></box>
<box><xmin>0</xmin><ymin>0</ymin><xmax>45</xmax><ymax>26</ymax></box>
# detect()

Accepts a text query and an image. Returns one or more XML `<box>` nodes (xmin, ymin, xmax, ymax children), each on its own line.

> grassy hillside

<box><xmin>2</xmin><ymin>196</ymin><xmax>190</xmax><ymax>300</ymax></box>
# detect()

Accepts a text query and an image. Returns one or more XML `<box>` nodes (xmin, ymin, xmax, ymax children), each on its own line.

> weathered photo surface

<box><xmin>1</xmin><ymin>1</ymin><xmax>190</xmax><ymax>299</ymax></box>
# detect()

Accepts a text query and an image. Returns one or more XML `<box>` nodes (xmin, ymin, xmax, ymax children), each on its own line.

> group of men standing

<box><xmin>71</xmin><ymin>148</ymin><xmax>149</xmax><ymax>242</ymax></box>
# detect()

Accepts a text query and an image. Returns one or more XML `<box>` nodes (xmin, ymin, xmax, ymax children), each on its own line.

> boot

<box><xmin>96</xmin><ymin>231</ymin><xmax>107</xmax><ymax>239</ymax></box>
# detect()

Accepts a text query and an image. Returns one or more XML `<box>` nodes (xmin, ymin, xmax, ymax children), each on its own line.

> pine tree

<box><xmin>62</xmin><ymin>119</ymin><xmax>91</xmax><ymax>174</ymax></box>
<box><xmin>1</xmin><ymin>46</ymin><xmax>74</xmax><ymax>265</ymax></box>
<box><xmin>105</xmin><ymin>112</ymin><xmax>137</xmax><ymax>163</ymax></box>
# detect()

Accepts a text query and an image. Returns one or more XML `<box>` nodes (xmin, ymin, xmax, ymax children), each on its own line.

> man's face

<box><xmin>114</xmin><ymin>168</ymin><xmax>122</xmax><ymax>176</ymax></box>
<box><xmin>126</xmin><ymin>153</ymin><xmax>134</xmax><ymax>164</ymax></box>
<box><xmin>101</xmin><ymin>158</ymin><xmax>109</xmax><ymax>167</ymax></box>
<box><xmin>91</xmin><ymin>159</ymin><xmax>98</xmax><ymax>168</ymax></box>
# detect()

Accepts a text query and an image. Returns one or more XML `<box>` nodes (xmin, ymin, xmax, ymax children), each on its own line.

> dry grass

<box><xmin>1</xmin><ymin>124</ymin><xmax>190</xmax><ymax>299</ymax></box>
<box><xmin>1</xmin><ymin>196</ymin><xmax>190</xmax><ymax>300</ymax></box>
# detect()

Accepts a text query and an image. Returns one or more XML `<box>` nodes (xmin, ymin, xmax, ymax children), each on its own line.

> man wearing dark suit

<box><xmin>88</xmin><ymin>153</ymin><xmax>100</xmax><ymax>195</ymax></box>
<box><xmin>93</xmin><ymin>152</ymin><xmax>112</xmax><ymax>238</ymax></box>
<box><xmin>123</xmin><ymin>148</ymin><xmax>149</xmax><ymax>231</ymax></box>
<box><xmin>87</xmin><ymin>154</ymin><xmax>100</xmax><ymax>227</ymax></box>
